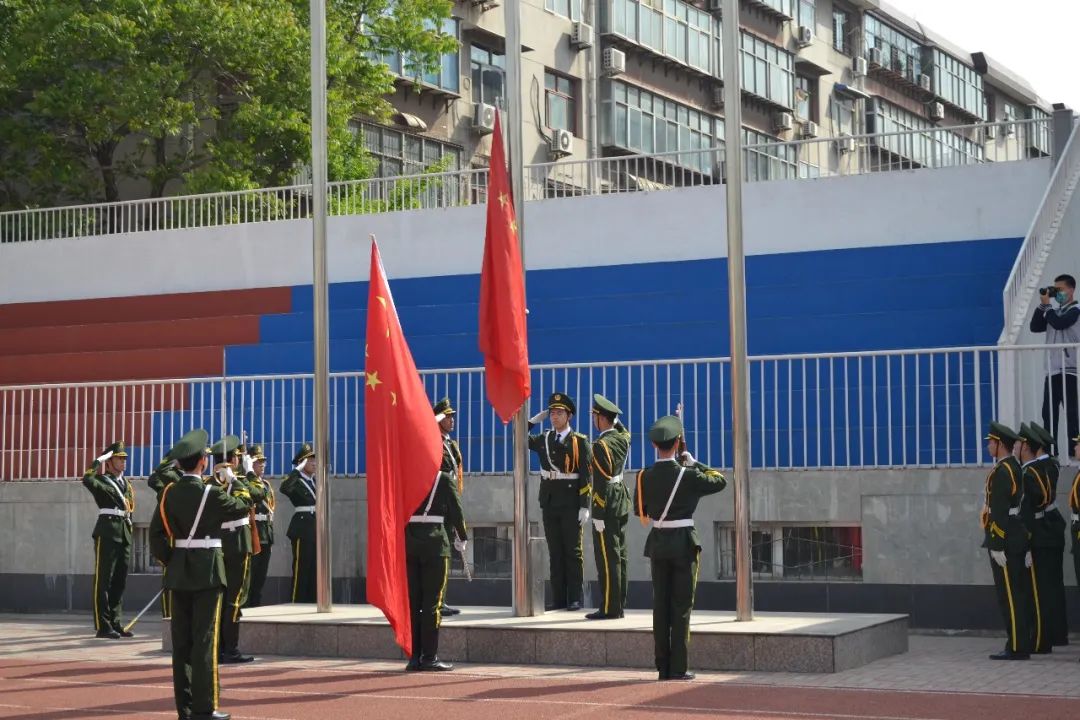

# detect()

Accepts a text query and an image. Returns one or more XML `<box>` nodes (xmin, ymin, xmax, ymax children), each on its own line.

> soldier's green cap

<box><xmin>169</xmin><ymin>429</ymin><xmax>211</xmax><ymax>461</ymax></box>
<box><xmin>1018</xmin><ymin>423</ymin><xmax>1042</xmax><ymax>448</ymax></box>
<box><xmin>648</xmin><ymin>415</ymin><xmax>684</xmax><ymax>443</ymax></box>
<box><xmin>292</xmin><ymin>442</ymin><xmax>315</xmax><ymax>466</ymax></box>
<box><xmin>210</xmin><ymin>435</ymin><xmax>240</xmax><ymax>456</ymax></box>
<box><xmin>1029</xmin><ymin>421</ymin><xmax>1054</xmax><ymax>449</ymax></box>
<box><xmin>433</xmin><ymin>397</ymin><xmax>456</xmax><ymax>416</ymax></box>
<box><xmin>548</xmin><ymin>392</ymin><xmax>576</xmax><ymax>415</ymax></box>
<box><xmin>249</xmin><ymin>444</ymin><xmax>266</xmax><ymax>461</ymax></box>
<box><xmin>106</xmin><ymin>441</ymin><xmax>128</xmax><ymax>458</ymax></box>
<box><xmin>985</xmin><ymin>422</ymin><xmax>1020</xmax><ymax>443</ymax></box>
<box><xmin>592</xmin><ymin>394</ymin><xmax>621</xmax><ymax>417</ymax></box>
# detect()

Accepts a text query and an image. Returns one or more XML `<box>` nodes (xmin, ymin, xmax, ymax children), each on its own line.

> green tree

<box><xmin>0</xmin><ymin>0</ymin><xmax>456</xmax><ymax>209</ymax></box>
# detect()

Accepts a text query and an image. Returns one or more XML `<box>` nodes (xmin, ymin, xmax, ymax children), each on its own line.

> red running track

<box><xmin>1</xmin><ymin>658</ymin><xmax>1078</xmax><ymax>720</ymax></box>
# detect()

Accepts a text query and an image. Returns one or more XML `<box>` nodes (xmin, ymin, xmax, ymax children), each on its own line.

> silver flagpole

<box><xmin>504</xmin><ymin>0</ymin><xmax>532</xmax><ymax>617</ymax></box>
<box><xmin>721</xmin><ymin>0</ymin><xmax>753</xmax><ymax>621</ymax></box>
<box><xmin>310</xmin><ymin>0</ymin><xmax>333</xmax><ymax>613</ymax></box>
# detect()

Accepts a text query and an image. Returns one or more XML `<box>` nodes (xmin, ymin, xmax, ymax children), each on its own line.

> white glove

<box><xmin>96</xmin><ymin>450</ymin><xmax>114</xmax><ymax>464</ymax></box>
<box><xmin>453</xmin><ymin>538</ymin><xmax>467</xmax><ymax>554</ymax></box>
<box><xmin>1024</xmin><ymin>552</ymin><xmax>1032</xmax><ymax>568</ymax></box>
<box><xmin>529</xmin><ymin>409</ymin><xmax>549</xmax><ymax>424</ymax></box>
<box><xmin>680</xmin><ymin>451</ymin><xmax>696</xmax><ymax>465</ymax></box>
<box><xmin>578</xmin><ymin>507</ymin><xmax>590</xmax><ymax>526</ymax></box>
<box><xmin>434</xmin><ymin>412</ymin><xmax>446</xmax><ymax>423</ymax></box>
<box><xmin>217</xmin><ymin>466</ymin><xmax>236</xmax><ymax>484</ymax></box>
<box><xmin>593</xmin><ymin>518</ymin><xmax>606</xmax><ymax>533</ymax></box>
<box><xmin>242</xmin><ymin>454</ymin><xmax>254</xmax><ymax>474</ymax></box>
<box><xmin>990</xmin><ymin>550</ymin><xmax>1007</xmax><ymax>568</ymax></box>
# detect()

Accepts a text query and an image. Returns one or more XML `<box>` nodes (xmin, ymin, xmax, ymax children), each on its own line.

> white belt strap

<box><xmin>175</xmin><ymin>538</ymin><xmax>222</xmax><ymax>549</ymax></box>
<box><xmin>185</xmin><ymin>484</ymin><xmax>213</xmax><ymax>544</ymax></box>
<box><xmin>654</xmin><ymin>467</ymin><xmax>687</xmax><ymax>527</ymax></box>
<box><xmin>409</xmin><ymin>515</ymin><xmax>445</xmax><ymax>523</ymax></box>
<box><xmin>422</xmin><ymin>472</ymin><xmax>441</xmax><ymax>516</ymax></box>
<box><xmin>101</xmin><ymin>474</ymin><xmax>129</xmax><ymax>512</ymax></box>
<box><xmin>221</xmin><ymin>516</ymin><xmax>251</xmax><ymax>531</ymax></box>
<box><xmin>1008</xmin><ymin>507</ymin><xmax>1020</xmax><ymax>516</ymax></box>
<box><xmin>1073</xmin><ymin>513</ymin><xmax>1079</xmax><ymax>522</ymax></box>
<box><xmin>541</xmin><ymin>470</ymin><xmax>580</xmax><ymax>480</ymax></box>
<box><xmin>254</xmin><ymin>513</ymin><xmax>272</xmax><ymax>522</ymax></box>
<box><xmin>608</xmin><ymin>474</ymin><xmax>624</xmax><ymax>484</ymax></box>
<box><xmin>293</xmin><ymin>505</ymin><xmax>315</xmax><ymax>513</ymax></box>
<box><xmin>653</xmin><ymin>519</ymin><xmax>695</xmax><ymax>529</ymax></box>
<box><xmin>98</xmin><ymin>508</ymin><xmax>128</xmax><ymax>518</ymax></box>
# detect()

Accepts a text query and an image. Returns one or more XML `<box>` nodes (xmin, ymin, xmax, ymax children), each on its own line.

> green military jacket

<box><xmin>280</xmin><ymin>469</ymin><xmax>318</xmax><ymax>541</ymax></box>
<box><xmin>1070</xmin><ymin>468</ymin><xmax>1080</xmax><ymax>553</ymax></box>
<box><xmin>213</xmin><ymin>469</ymin><xmax>263</xmax><ymax>556</ymax></box>
<box><xmin>527</xmin><ymin>426</ymin><xmax>593</xmax><ymax>511</ymax></box>
<box><xmin>633</xmin><ymin>458</ymin><xmax>726</xmax><ymax>560</ymax></box>
<box><xmin>591</xmin><ymin>424</ymin><xmax>632</xmax><ymax>522</ymax></box>
<box><xmin>1022</xmin><ymin>456</ymin><xmax>1065</xmax><ymax>549</ymax></box>
<box><xmin>441</xmin><ymin>435</ymin><xmax>463</xmax><ymax>492</ymax></box>
<box><xmin>82</xmin><ymin>463</ymin><xmax>135</xmax><ymax>545</ymax></box>
<box><xmin>982</xmin><ymin>455</ymin><xmax>1026</xmax><ymax>553</ymax></box>
<box><xmin>405</xmin><ymin>471</ymin><xmax>468</xmax><ymax>559</ymax></box>
<box><xmin>148</xmin><ymin>474</ymin><xmax>252</xmax><ymax>592</ymax></box>
<box><xmin>249</xmin><ymin>474</ymin><xmax>276</xmax><ymax>547</ymax></box>
<box><xmin>148</xmin><ymin>460</ymin><xmax>182</xmax><ymax>498</ymax></box>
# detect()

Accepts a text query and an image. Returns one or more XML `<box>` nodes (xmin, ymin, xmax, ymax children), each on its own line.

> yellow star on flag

<box><xmin>366</xmin><ymin>371</ymin><xmax>382</xmax><ymax>391</ymax></box>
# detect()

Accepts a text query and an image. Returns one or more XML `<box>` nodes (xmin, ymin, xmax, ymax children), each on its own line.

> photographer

<box><xmin>1030</xmin><ymin>274</ymin><xmax>1080</xmax><ymax>457</ymax></box>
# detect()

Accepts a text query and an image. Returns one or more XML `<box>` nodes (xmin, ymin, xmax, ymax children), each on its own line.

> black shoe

<box><xmin>441</xmin><ymin>605</ymin><xmax>461</xmax><ymax>617</ymax></box>
<box><xmin>544</xmin><ymin>603</ymin><xmax>567</xmax><ymax>611</ymax></box>
<box><xmin>219</xmin><ymin>652</ymin><xmax>255</xmax><ymax>664</ymax></box>
<box><xmin>96</xmin><ymin>629</ymin><xmax>120</xmax><ymax>640</ymax></box>
<box><xmin>989</xmin><ymin>650</ymin><xmax>1029</xmax><ymax>661</ymax></box>
<box><xmin>405</xmin><ymin>658</ymin><xmax>420</xmax><ymax>672</ymax></box>
<box><xmin>114</xmin><ymin>627</ymin><xmax>134</xmax><ymax>638</ymax></box>
<box><xmin>1033</xmin><ymin>647</ymin><xmax>1053</xmax><ymax>655</ymax></box>
<box><xmin>419</xmin><ymin>657</ymin><xmax>454</xmax><ymax>671</ymax></box>
<box><xmin>190</xmin><ymin>713</ymin><xmax>230</xmax><ymax>720</ymax></box>
<box><xmin>585</xmin><ymin>611</ymin><xmax>612</xmax><ymax>620</ymax></box>
<box><xmin>567</xmin><ymin>602</ymin><xmax>583</xmax><ymax>611</ymax></box>
<box><xmin>669</xmin><ymin>671</ymin><xmax>696</xmax><ymax>681</ymax></box>
<box><xmin>657</xmin><ymin>672</ymin><xmax>670</xmax><ymax>681</ymax></box>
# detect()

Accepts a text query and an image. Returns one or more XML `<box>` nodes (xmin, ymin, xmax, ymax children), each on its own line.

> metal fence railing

<box><xmin>0</xmin><ymin>120</ymin><xmax>1053</xmax><ymax>244</ymax></box>
<box><xmin>3</xmin><ymin>343</ymin><xmax>1076</xmax><ymax>481</ymax></box>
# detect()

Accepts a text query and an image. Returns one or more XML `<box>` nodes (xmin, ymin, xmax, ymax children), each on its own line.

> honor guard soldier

<box><xmin>1069</xmin><ymin>430</ymin><xmax>1080</xmax><ymax>662</ymax></box>
<box><xmin>280</xmin><ymin>443</ymin><xmax>318</xmax><ymax>603</ymax></box>
<box><xmin>586</xmin><ymin>394</ymin><xmax>631</xmax><ymax>620</ymax></box>
<box><xmin>149</xmin><ymin>454</ymin><xmax>184</xmax><ymax>620</ymax></box>
<box><xmin>434</xmin><ymin>398</ymin><xmax>464</xmax><ymax>617</ymax></box>
<box><xmin>211</xmin><ymin>437</ymin><xmax>262</xmax><ymax>664</ymax></box>
<box><xmin>528</xmin><ymin>392</ymin><xmax>593</xmax><ymax>611</ymax></box>
<box><xmin>149</xmin><ymin>428</ymin><xmax>253</xmax><ymax>720</ymax></box>
<box><xmin>245</xmin><ymin>445</ymin><xmax>275</xmax><ymax>608</ymax></box>
<box><xmin>982</xmin><ymin>422</ymin><xmax>1032</xmax><ymax>660</ymax></box>
<box><xmin>405</xmin><ymin>468</ymin><xmax>468</xmax><ymax>672</ymax></box>
<box><xmin>83</xmin><ymin>441</ymin><xmax>135</xmax><ymax>639</ymax></box>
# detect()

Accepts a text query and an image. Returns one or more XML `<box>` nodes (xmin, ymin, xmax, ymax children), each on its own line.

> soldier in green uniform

<box><xmin>433</xmin><ymin>398</ymin><xmax>464</xmax><ymax>617</ymax></box>
<box><xmin>405</xmin><ymin>468</ymin><xmax>468</xmax><ymax>672</ymax></box>
<box><xmin>586</xmin><ymin>394</ymin><xmax>632</xmax><ymax>620</ymax></box>
<box><xmin>82</xmin><ymin>441</ymin><xmax>135</xmax><ymax>639</ymax></box>
<box><xmin>245</xmin><ymin>445</ymin><xmax>275</xmax><ymax>608</ymax></box>
<box><xmin>280</xmin><ymin>443</ymin><xmax>318</xmax><ymax>603</ymax></box>
<box><xmin>211</xmin><ymin>436</ymin><xmax>262</xmax><ymax>664</ymax></box>
<box><xmin>149</xmin><ymin>428</ymin><xmax>253</xmax><ymax>720</ymax></box>
<box><xmin>149</xmin><ymin>454</ymin><xmax>184</xmax><ymax>620</ymax></box>
<box><xmin>1069</xmin><ymin>431</ymin><xmax>1080</xmax><ymax>662</ymax></box>
<box><xmin>982</xmin><ymin>421</ymin><xmax>1032</xmax><ymax>660</ymax></box>
<box><xmin>632</xmin><ymin>415</ymin><xmax>726</xmax><ymax>681</ymax></box>
<box><xmin>528</xmin><ymin>393</ymin><xmax>593</xmax><ymax>611</ymax></box>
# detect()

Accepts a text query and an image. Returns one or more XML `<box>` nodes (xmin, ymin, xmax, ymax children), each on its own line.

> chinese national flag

<box><xmin>479</xmin><ymin>112</ymin><xmax>531</xmax><ymax>423</ymax></box>
<box><xmin>364</xmin><ymin>237</ymin><xmax>443</xmax><ymax>658</ymax></box>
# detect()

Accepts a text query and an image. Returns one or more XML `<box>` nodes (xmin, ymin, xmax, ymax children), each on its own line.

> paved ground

<box><xmin>2</xmin><ymin>614</ymin><xmax>1080</xmax><ymax>719</ymax></box>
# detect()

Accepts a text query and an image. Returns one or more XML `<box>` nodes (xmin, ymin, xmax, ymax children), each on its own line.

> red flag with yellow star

<box><xmin>479</xmin><ymin>111</ymin><xmax>530</xmax><ymax>423</ymax></box>
<box><xmin>364</xmin><ymin>237</ymin><xmax>443</xmax><ymax>658</ymax></box>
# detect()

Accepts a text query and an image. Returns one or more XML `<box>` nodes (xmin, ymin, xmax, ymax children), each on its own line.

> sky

<box><xmin>885</xmin><ymin>0</ymin><xmax>1080</xmax><ymax>110</ymax></box>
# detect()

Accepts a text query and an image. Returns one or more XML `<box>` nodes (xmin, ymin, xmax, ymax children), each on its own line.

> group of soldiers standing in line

<box><xmin>982</xmin><ymin>420</ymin><xmax>1080</xmax><ymax>660</ymax></box>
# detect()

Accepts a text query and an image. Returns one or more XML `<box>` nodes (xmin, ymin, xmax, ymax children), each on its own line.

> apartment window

<box><xmin>831</xmin><ymin>9</ymin><xmax>850</xmax><ymax>54</ymax></box>
<box><xmin>716</xmin><ymin>524</ymin><xmax>863</xmax><ymax>580</ymax></box>
<box><xmin>755</xmin><ymin>0</ymin><xmax>795</xmax><ymax>18</ymax></box>
<box><xmin>864</xmin><ymin>15</ymin><xmax>922</xmax><ymax>83</ymax></box>
<box><xmin>545</xmin><ymin>71</ymin><xmax>577</xmax><ymax>133</ymax></box>
<box><xmin>1002</xmin><ymin>101</ymin><xmax>1018</xmax><ymax>137</ymax></box>
<box><xmin>866</xmin><ymin>98</ymin><xmax>983</xmax><ymax>168</ymax></box>
<box><xmin>743</xmin><ymin>127</ymin><xmax>796</xmax><ymax>181</ymax></box>
<box><xmin>605</xmin><ymin>0</ymin><xmax>716</xmax><ymax>75</ymax></box>
<box><xmin>375</xmin><ymin>18</ymin><xmax>460</xmax><ymax>94</ymax></box>
<box><xmin>927</xmin><ymin>49</ymin><xmax>984</xmax><ymax>119</ymax></box>
<box><xmin>1027</xmin><ymin>106</ymin><xmax>1052</xmax><ymax>156</ymax></box>
<box><xmin>451</xmin><ymin>525</ymin><xmax>512</xmax><ymax>578</ymax></box>
<box><xmin>740</xmin><ymin>32</ymin><xmax>795</xmax><ymax>109</ymax></box>
<box><xmin>828</xmin><ymin>93</ymin><xmax>857</xmax><ymax>136</ymax></box>
<box><xmin>797</xmin><ymin>0</ymin><xmax>815</xmax><ymax>29</ymax></box>
<box><xmin>545</xmin><ymin>0</ymin><xmax>582</xmax><ymax>20</ymax></box>
<box><xmin>471</xmin><ymin>45</ymin><xmax>506</xmax><ymax>108</ymax></box>
<box><xmin>795</xmin><ymin>75</ymin><xmax>816</xmax><ymax>121</ymax></box>
<box><xmin>358</xmin><ymin>121</ymin><xmax>463</xmax><ymax>177</ymax></box>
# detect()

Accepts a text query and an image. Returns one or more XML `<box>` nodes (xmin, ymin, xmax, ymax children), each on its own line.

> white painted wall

<box><xmin>0</xmin><ymin>159</ymin><xmax>1051</xmax><ymax>304</ymax></box>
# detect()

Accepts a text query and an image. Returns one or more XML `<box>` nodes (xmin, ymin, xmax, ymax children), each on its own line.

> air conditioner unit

<box><xmin>774</xmin><ymin>111</ymin><xmax>794</xmax><ymax>132</ymax></box>
<box><xmin>837</xmin><ymin>134</ymin><xmax>856</xmax><ymax>153</ymax></box>
<box><xmin>549</xmin><ymin>129</ymin><xmax>574</xmax><ymax>158</ymax></box>
<box><xmin>928</xmin><ymin>102</ymin><xmax>945</xmax><ymax>121</ymax></box>
<box><xmin>471</xmin><ymin>0</ymin><xmax>501</xmax><ymax>8</ymax></box>
<box><xmin>867</xmin><ymin>47</ymin><xmax>883</xmax><ymax>66</ymax></box>
<box><xmin>918</xmin><ymin>73</ymin><xmax>931</xmax><ymax>92</ymax></box>
<box><xmin>985</xmin><ymin>124</ymin><xmax>998</xmax><ymax>140</ymax></box>
<box><xmin>801</xmin><ymin>120</ymin><xmax>819</xmax><ymax>138</ymax></box>
<box><xmin>796</xmin><ymin>26</ymin><xmax>814</xmax><ymax>47</ymax></box>
<box><xmin>706</xmin><ymin>0</ymin><xmax>722</xmax><ymax>12</ymax></box>
<box><xmin>571</xmin><ymin>21</ymin><xmax>594</xmax><ymax>49</ymax></box>
<box><xmin>473</xmin><ymin>103</ymin><xmax>496</xmax><ymax>135</ymax></box>
<box><xmin>710</xmin><ymin>86</ymin><xmax>724</xmax><ymax>110</ymax></box>
<box><xmin>853</xmin><ymin>56</ymin><xmax>868</xmax><ymax>77</ymax></box>
<box><xmin>602</xmin><ymin>48</ymin><xmax>626</xmax><ymax>76</ymax></box>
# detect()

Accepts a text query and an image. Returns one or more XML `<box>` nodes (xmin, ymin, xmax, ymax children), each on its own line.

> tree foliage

<box><xmin>0</xmin><ymin>0</ymin><xmax>456</xmax><ymax>209</ymax></box>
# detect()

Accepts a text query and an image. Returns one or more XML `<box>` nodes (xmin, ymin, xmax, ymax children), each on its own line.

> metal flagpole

<box><xmin>721</xmin><ymin>0</ymin><xmax>753</xmax><ymax>621</ymax></box>
<box><xmin>310</xmin><ymin>0</ymin><xmax>333</xmax><ymax>613</ymax></box>
<box><xmin>504</xmin><ymin>0</ymin><xmax>533</xmax><ymax>617</ymax></box>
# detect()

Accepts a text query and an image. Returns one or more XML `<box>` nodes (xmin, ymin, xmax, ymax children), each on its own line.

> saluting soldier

<box><xmin>405</xmin><ymin>468</ymin><xmax>468</xmax><ymax>672</ymax></box>
<box><xmin>245</xmin><ymin>445</ymin><xmax>275</xmax><ymax>608</ymax></box>
<box><xmin>149</xmin><ymin>454</ymin><xmax>183</xmax><ymax>620</ymax></box>
<box><xmin>528</xmin><ymin>392</ymin><xmax>593</xmax><ymax>611</ymax></box>
<box><xmin>434</xmin><ymin>398</ymin><xmax>464</xmax><ymax>617</ymax></box>
<box><xmin>280</xmin><ymin>443</ymin><xmax>318</xmax><ymax>603</ymax></box>
<box><xmin>982</xmin><ymin>422</ymin><xmax>1032</xmax><ymax>660</ymax></box>
<box><xmin>82</xmin><ymin>441</ymin><xmax>135</xmax><ymax>639</ymax></box>
<box><xmin>632</xmin><ymin>415</ymin><xmax>726</xmax><ymax>681</ymax></box>
<box><xmin>211</xmin><ymin>437</ymin><xmax>262</xmax><ymax>664</ymax></box>
<box><xmin>586</xmin><ymin>394</ymin><xmax>632</xmax><ymax>620</ymax></box>
<box><xmin>149</xmin><ymin>428</ymin><xmax>252</xmax><ymax>720</ymax></box>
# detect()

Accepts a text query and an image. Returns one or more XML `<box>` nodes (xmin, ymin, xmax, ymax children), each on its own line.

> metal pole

<box><xmin>504</xmin><ymin>0</ymin><xmax>533</xmax><ymax>617</ymax></box>
<box><xmin>310</xmin><ymin>0</ymin><xmax>333</xmax><ymax>613</ymax></box>
<box><xmin>721</xmin><ymin>0</ymin><xmax>753</xmax><ymax>621</ymax></box>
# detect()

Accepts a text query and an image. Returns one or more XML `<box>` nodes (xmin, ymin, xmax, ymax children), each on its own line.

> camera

<box><xmin>1040</xmin><ymin>286</ymin><xmax>1058</xmax><ymax>296</ymax></box>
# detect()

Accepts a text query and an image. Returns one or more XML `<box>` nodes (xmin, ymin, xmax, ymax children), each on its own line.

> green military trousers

<box><xmin>592</xmin><ymin>516</ymin><xmax>629</xmax><ymax>617</ymax></box>
<box><xmin>219</xmin><ymin>548</ymin><xmax>251</xmax><ymax>655</ymax></box>
<box><xmin>247</xmin><ymin>545</ymin><xmax>272</xmax><ymax>608</ymax></box>
<box><xmin>92</xmin><ymin>536</ymin><xmax>131</xmax><ymax>633</ymax></box>
<box><xmin>650</xmin><ymin>551</ymin><xmax>700</xmax><ymax>678</ymax></box>
<box><xmin>990</xmin><ymin>548</ymin><xmax>1033</xmax><ymax>655</ymax></box>
<box><xmin>290</xmin><ymin>536</ymin><xmax>317</xmax><ymax>603</ymax></box>
<box><xmin>171</xmin><ymin>587</ymin><xmax>223</xmax><ymax>717</ymax></box>
<box><xmin>406</xmin><ymin>552</ymin><xmax>450</xmax><ymax>661</ymax></box>
<box><xmin>542</xmin><ymin>507</ymin><xmax>584</xmax><ymax>607</ymax></box>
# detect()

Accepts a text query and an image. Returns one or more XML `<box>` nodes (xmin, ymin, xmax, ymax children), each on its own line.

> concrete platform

<box><xmin>230</xmin><ymin>604</ymin><xmax>908</xmax><ymax>673</ymax></box>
